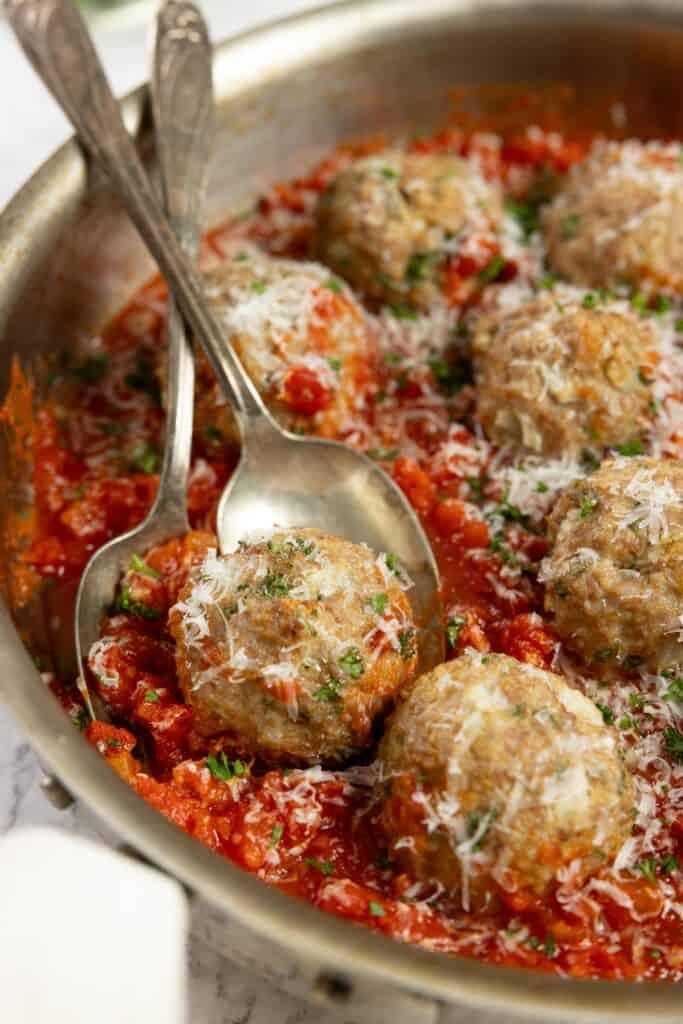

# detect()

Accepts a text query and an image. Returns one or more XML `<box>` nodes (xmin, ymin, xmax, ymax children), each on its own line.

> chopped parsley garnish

<box><xmin>427</xmin><ymin>356</ymin><xmax>466</xmax><ymax>396</ymax></box>
<box><xmin>366</xmin><ymin>448</ymin><xmax>399</xmax><ymax>462</ymax></box>
<box><xmin>205</xmin><ymin>425</ymin><xmax>223</xmax><ymax>443</ymax></box>
<box><xmin>579</xmin><ymin>495</ymin><xmax>598</xmax><ymax>517</ymax></box>
<box><xmin>596</xmin><ymin>703</ymin><xmax>614</xmax><ymax>725</ymax></box>
<box><xmin>327</xmin><ymin>357</ymin><xmax>342</xmax><ymax>374</ymax></box>
<box><xmin>535</xmin><ymin>480</ymin><xmax>549</xmax><ymax>493</ymax></box>
<box><xmin>581</xmin><ymin>447</ymin><xmax>602</xmax><ymax>471</ymax></box>
<box><xmin>305</xmin><ymin>857</ymin><xmax>335</xmax><ymax>876</ymax></box>
<box><xmin>380</xmin><ymin>167</ymin><xmax>399</xmax><ymax>180</ymax></box>
<box><xmin>270</xmin><ymin>824</ymin><xmax>284</xmax><ymax>847</ymax></box>
<box><xmin>543</xmin><ymin>935</ymin><xmax>557</xmax><ymax>958</ymax></box>
<box><xmin>324</xmin><ymin>278</ymin><xmax>343</xmax><ymax>293</ymax></box>
<box><xmin>489</xmin><ymin>532</ymin><xmax>521</xmax><ymax>568</ymax></box>
<box><xmin>398</xmin><ymin>630</ymin><xmax>416</xmax><ymax>660</ymax></box>
<box><xmin>370</xmin><ymin>593</ymin><xmax>388</xmax><ymax>615</ymax></box>
<box><xmin>261</xmin><ymin>572</ymin><xmax>290</xmax><ymax>598</ymax></box>
<box><xmin>500</xmin><ymin>496</ymin><xmax>527</xmax><ymax>524</ymax></box>
<box><xmin>73</xmin><ymin>355</ymin><xmax>108</xmax><ymax>382</ymax></box>
<box><xmin>653</xmin><ymin>294</ymin><xmax>671</xmax><ymax>316</ymax></box>
<box><xmin>131</xmin><ymin>442</ymin><xmax>160</xmax><ymax>475</ymax></box>
<box><xmin>593</xmin><ymin>649</ymin><xmax>615</xmax><ymax>662</ymax></box>
<box><xmin>618</xmin><ymin>715</ymin><xmax>632</xmax><ymax>730</ymax></box>
<box><xmin>143</xmin><ymin>689</ymin><xmax>160</xmax><ymax>703</ymax></box>
<box><xmin>468</xmin><ymin>477</ymin><xmax>485</xmax><ymax>501</ymax></box>
<box><xmin>561</xmin><ymin>213</ymin><xmax>581</xmax><ymax>239</ymax></box>
<box><xmin>631</xmin><ymin>292</ymin><xmax>648</xmax><ymax>314</ymax></box>
<box><xmin>663</xmin><ymin>677</ymin><xmax>683</xmax><ymax>702</ymax></box>
<box><xmin>504</xmin><ymin>197</ymin><xmax>540</xmax><ymax>238</ymax></box>
<box><xmin>661</xmin><ymin>854</ymin><xmax>681</xmax><ymax>875</ymax></box>
<box><xmin>582</xmin><ymin>291</ymin><xmax>600</xmax><ymax>309</ymax></box>
<box><xmin>250</xmin><ymin>279</ymin><xmax>267</xmax><ymax>294</ymax></box>
<box><xmin>339</xmin><ymin>647</ymin><xmax>365</xmax><ymax>678</ymax></box>
<box><xmin>116</xmin><ymin>584</ymin><xmax>160</xmax><ymax>621</ymax></box>
<box><xmin>129</xmin><ymin>554</ymin><xmax>161</xmax><ymax>579</ymax></box>
<box><xmin>107</xmin><ymin>739</ymin><xmax>121</xmax><ymax>749</ymax></box>
<box><xmin>73</xmin><ymin>708</ymin><xmax>88</xmax><ymax>731</ymax></box>
<box><xmin>614</xmin><ymin>440</ymin><xmax>645</xmax><ymax>457</ymax></box>
<box><xmin>124</xmin><ymin>355</ymin><xmax>161</xmax><ymax>403</ymax></box>
<box><xmin>313</xmin><ymin>677</ymin><xmax>342</xmax><ymax>702</ymax></box>
<box><xmin>389</xmin><ymin>303</ymin><xmax>418</xmax><ymax>320</ymax></box>
<box><xmin>406</xmin><ymin>250</ymin><xmax>437</xmax><ymax>283</ymax></box>
<box><xmin>538</xmin><ymin>274</ymin><xmax>557</xmax><ymax>291</ymax></box>
<box><xmin>478</xmin><ymin>255</ymin><xmax>505</xmax><ymax>284</ymax></box>
<box><xmin>636</xmin><ymin>858</ymin><xmax>658</xmax><ymax>884</ymax></box>
<box><xmin>446</xmin><ymin>615</ymin><xmax>466</xmax><ymax>648</ymax></box>
<box><xmin>369</xmin><ymin>900</ymin><xmax>385</xmax><ymax>917</ymax></box>
<box><xmin>206</xmin><ymin>753</ymin><xmax>247</xmax><ymax>781</ymax></box>
<box><xmin>663</xmin><ymin>726</ymin><xmax>683</xmax><ymax>763</ymax></box>
<box><xmin>384</xmin><ymin>553</ymin><xmax>403</xmax><ymax>578</ymax></box>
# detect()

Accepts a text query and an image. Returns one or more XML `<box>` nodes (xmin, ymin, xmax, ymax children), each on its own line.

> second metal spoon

<box><xmin>70</xmin><ymin>0</ymin><xmax>213</xmax><ymax>715</ymax></box>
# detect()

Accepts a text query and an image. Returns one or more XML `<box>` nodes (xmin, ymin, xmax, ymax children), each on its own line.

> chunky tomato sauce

<box><xmin>6</xmin><ymin>96</ymin><xmax>683</xmax><ymax>981</ymax></box>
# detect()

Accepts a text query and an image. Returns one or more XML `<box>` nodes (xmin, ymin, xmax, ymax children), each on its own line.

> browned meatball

<box><xmin>542</xmin><ymin>456</ymin><xmax>683</xmax><ymax>674</ymax></box>
<box><xmin>377</xmin><ymin>652</ymin><xmax>633</xmax><ymax>911</ymax></box>
<box><xmin>314</xmin><ymin>151</ymin><xmax>502</xmax><ymax>309</ymax></box>
<box><xmin>543</xmin><ymin>140</ymin><xmax>683</xmax><ymax>295</ymax></box>
<box><xmin>169</xmin><ymin>529</ymin><xmax>417</xmax><ymax>765</ymax></box>
<box><xmin>472</xmin><ymin>286</ymin><xmax>656</xmax><ymax>457</ymax></box>
<box><xmin>192</xmin><ymin>244</ymin><xmax>377</xmax><ymax>447</ymax></box>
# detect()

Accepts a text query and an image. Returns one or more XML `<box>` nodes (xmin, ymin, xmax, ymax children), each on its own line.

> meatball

<box><xmin>314</xmin><ymin>151</ymin><xmax>502</xmax><ymax>310</ymax></box>
<box><xmin>194</xmin><ymin>244</ymin><xmax>376</xmax><ymax>445</ymax></box>
<box><xmin>543</xmin><ymin>140</ymin><xmax>683</xmax><ymax>295</ymax></box>
<box><xmin>169</xmin><ymin>528</ymin><xmax>417</xmax><ymax>765</ymax></box>
<box><xmin>472</xmin><ymin>287</ymin><xmax>655</xmax><ymax>456</ymax></box>
<box><xmin>377</xmin><ymin>651</ymin><xmax>633</xmax><ymax>910</ymax></box>
<box><xmin>542</xmin><ymin>456</ymin><xmax>683</xmax><ymax>674</ymax></box>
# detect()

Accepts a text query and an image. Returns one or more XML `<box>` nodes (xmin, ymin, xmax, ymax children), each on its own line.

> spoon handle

<box><xmin>148</xmin><ymin>0</ymin><xmax>213</xmax><ymax>531</ymax></box>
<box><xmin>6</xmin><ymin>0</ymin><xmax>267</xmax><ymax>430</ymax></box>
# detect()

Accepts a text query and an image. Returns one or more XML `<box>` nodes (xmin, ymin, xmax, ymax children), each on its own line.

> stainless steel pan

<box><xmin>1</xmin><ymin>3</ymin><xmax>682</xmax><ymax>1021</ymax></box>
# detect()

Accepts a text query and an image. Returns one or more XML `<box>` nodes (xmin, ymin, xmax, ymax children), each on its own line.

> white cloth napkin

<box><xmin>0</xmin><ymin>827</ymin><xmax>188</xmax><ymax>1023</ymax></box>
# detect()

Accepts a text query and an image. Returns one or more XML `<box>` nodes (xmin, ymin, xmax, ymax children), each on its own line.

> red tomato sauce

<box><xmin>7</xmin><ymin>106</ymin><xmax>683</xmax><ymax>982</ymax></box>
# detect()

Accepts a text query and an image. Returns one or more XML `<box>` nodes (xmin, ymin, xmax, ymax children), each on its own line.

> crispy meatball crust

<box><xmin>169</xmin><ymin>529</ymin><xmax>417</xmax><ymax>765</ymax></box>
<box><xmin>377</xmin><ymin>651</ymin><xmax>633</xmax><ymax>910</ymax></box>
<box><xmin>194</xmin><ymin>244</ymin><xmax>376</xmax><ymax>445</ymax></box>
<box><xmin>543</xmin><ymin>140</ymin><xmax>683</xmax><ymax>295</ymax></box>
<box><xmin>542</xmin><ymin>456</ymin><xmax>683</xmax><ymax>674</ymax></box>
<box><xmin>314</xmin><ymin>151</ymin><xmax>502</xmax><ymax>310</ymax></box>
<box><xmin>472</xmin><ymin>287</ymin><xmax>655</xmax><ymax>457</ymax></box>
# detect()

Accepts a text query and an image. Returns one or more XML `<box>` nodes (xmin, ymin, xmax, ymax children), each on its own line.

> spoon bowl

<box><xmin>218</xmin><ymin>418</ymin><xmax>443</xmax><ymax>672</ymax></box>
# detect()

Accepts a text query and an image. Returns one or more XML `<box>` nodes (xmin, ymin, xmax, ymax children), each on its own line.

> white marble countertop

<box><xmin>0</xmin><ymin>5</ymin><xmax>558</xmax><ymax>1022</ymax></box>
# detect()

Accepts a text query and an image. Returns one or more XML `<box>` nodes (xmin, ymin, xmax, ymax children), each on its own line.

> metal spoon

<box><xmin>7</xmin><ymin>0</ymin><xmax>443</xmax><ymax>679</ymax></box>
<box><xmin>69</xmin><ymin>0</ymin><xmax>212</xmax><ymax>716</ymax></box>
